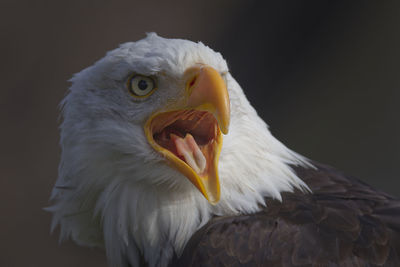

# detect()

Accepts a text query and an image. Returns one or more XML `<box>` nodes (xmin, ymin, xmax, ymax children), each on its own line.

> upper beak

<box><xmin>185</xmin><ymin>65</ymin><xmax>230</xmax><ymax>134</ymax></box>
<box><xmin>144</xmin><ymin>65</ymin><xmax>230</xmax><ymax>204</ymax></box>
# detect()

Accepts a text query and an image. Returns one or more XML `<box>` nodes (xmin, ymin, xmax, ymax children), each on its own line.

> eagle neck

<box><xmin>100</xmin><ymin>178</ymin><xmax>211</xmax><ymax>267</ymax></box>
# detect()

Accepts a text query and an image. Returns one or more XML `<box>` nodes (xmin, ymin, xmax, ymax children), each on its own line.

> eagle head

<box><xmin>48</xmin><ymin>33</ymin><xmax>308</xmax><ymax>267</ymax></box>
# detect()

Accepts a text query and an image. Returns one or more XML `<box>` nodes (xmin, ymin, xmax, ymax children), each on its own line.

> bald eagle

<box><xmin>48</xmin><ymin>33</ymin><xmax>400</xmax><ymax>267</ymax></box>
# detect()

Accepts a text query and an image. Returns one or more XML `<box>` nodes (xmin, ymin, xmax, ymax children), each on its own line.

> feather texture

<box><xmin>175</xmin><ymin>162</ymin><xmax>400</xmax><ymax>267</ymax></box>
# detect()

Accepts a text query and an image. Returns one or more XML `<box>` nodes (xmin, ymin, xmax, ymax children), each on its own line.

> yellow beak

<box><xmin>144</xmin><ymin>65</ymin><xmax>230</xmax><ymax>204</ymax></box>
<box><xmin>185</xmin><ymin>65</ymin><xmax>230</xmax><ymax>134</ymax></box>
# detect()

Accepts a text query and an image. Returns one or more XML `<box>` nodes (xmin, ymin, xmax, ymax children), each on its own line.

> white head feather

<box><xmin>48</xmin><ymin>33</ymin><xmax>310</xmax><ymax>267</ymax></box>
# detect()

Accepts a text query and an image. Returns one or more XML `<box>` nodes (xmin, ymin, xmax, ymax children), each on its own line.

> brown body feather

<box><xmin>171</xmin><ymin>162</ymin><xmax>400</xmax><ymax>267</ymax></box>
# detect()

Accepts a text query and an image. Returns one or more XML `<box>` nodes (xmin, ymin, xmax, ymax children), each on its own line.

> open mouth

<box><xmin>144</xmin><ymin>108</ymin><xmax>223</xmax><ymax>204</ymax></box>
<box><xmin>143</xmin><ymin>64</ymin><xmax>230</xmax><ymax>204</ymax></box>
<box><xmin>147</xmin><ymin>110</ymin><xmax>221</xmax><ymax>176</ymax></box>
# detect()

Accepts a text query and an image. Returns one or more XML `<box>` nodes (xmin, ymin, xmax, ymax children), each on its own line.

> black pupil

<box><xmin>138</xmin><ymin>80</ymin><xmax>148</xmax><ymax>90</ymax></box>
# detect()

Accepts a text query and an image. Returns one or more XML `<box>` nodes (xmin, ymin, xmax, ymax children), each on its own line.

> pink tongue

<box><xmin>170</xmin><ymin>133</ymin><xmax>206</xmax><ymax>174</ymax></box>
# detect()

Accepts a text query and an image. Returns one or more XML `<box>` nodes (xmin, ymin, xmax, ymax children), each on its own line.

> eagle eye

<box><xmin>128</xmin><ymin>74</ymin><xmax>156</xmax><ymax>98</ymax></box>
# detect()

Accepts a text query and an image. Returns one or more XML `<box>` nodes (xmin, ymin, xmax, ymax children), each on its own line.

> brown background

<box><xmin>1</xmin><ymin>1</ymin><xmax>399</xmax><ymax>266</ymax></box>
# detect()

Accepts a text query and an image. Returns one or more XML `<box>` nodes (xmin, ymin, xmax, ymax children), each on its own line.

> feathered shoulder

<box><xmin>173</xmin><ymin>162</ymin><xmax>400</xmax><ymax>267</ymax></box>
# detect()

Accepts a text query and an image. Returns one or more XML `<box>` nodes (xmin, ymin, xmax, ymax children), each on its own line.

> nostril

<box><xmin>188</xmin><ymin>76</ymin><xmax>197</xmax><ymax>88</ymax></box>
<box><xmin>186</xmin><ymin>75</ymin><xmax>198</xmax><ymax>95</ymax></box>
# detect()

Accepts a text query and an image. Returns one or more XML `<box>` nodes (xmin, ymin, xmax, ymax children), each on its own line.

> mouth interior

<box><xmin>151</xmin><ymin>110</ymin><xmax>219</xmax><ymax>175</ymax></box>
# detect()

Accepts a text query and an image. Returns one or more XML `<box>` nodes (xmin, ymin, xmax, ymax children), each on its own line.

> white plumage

<box><xmin>48</xmin><ymin>33</ymin><xmax>310</xmax><ymax>267</ymax></box>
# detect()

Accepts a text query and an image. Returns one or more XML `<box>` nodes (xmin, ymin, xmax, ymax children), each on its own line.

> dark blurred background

<box><xmin>1</xmin><ymin>1</ymin><xmax>399</xmax><ymax>266</ymax></box>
